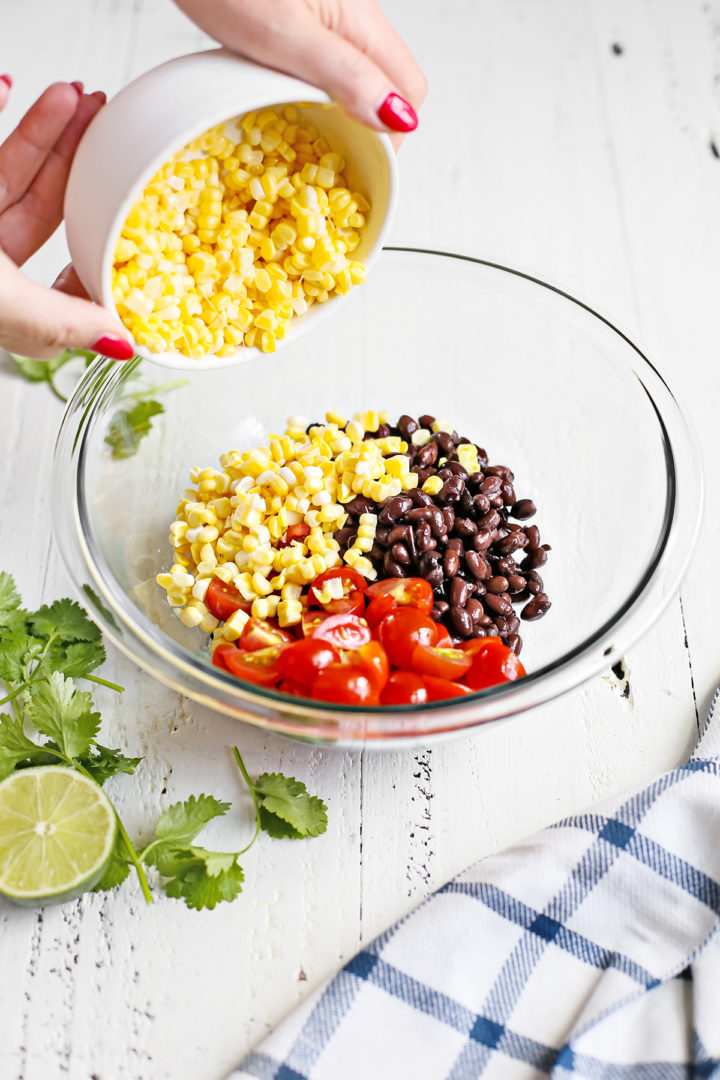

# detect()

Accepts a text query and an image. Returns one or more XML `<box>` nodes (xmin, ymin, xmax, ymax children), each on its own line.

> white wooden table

<box><xmin>1</xmin><ymin>1</ymin><xmax>717</xmax><ymax>1077</ymax></box>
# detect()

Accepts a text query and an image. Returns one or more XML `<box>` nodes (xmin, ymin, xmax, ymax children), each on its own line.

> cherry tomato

<box><xmin>239</xmin><ymin>616</ymin><xmax>294</xmax><ymax>652</ymax></box>
<box><xmin>302</xmin><ymin>611</ymin><xmax>328</xmax><ymax>637</ymax></box>
<box><xmin>433</xmin><ymin>627</ymin><xmax>453</xmax><ymax>649</ymax></box>
<box><xmin>206</xmin><ymin>578</ymin><xmax>251</xmax><ymax>622</ymax></box>
<box><xmin>311</xmin><ymin>664</ymin><xmax>378</xmax><ymax>705</ymax></box>
<box><xmin>380</xmin><ymin>670</ymin><xmax>429</xmax><ymax>706</ymax></box>
<box><xmin>366</xmin><ymin>592</ymin><xmax>398</xmax><ymax>629</ymax></box>
<box><xmin>277</xmin><ymin>679</ymin><xmax>307</xmax><ymax>697</ymax></box>
<box><xmin>313</xmin><ymin>613</ymin><xmax>372</xmax><ymax>651</ymax></box>
<box><xmin>277</xmin><ymin>523</ymin><xmax>311</xmax><ymax>548</ymax></box>
<box><xmin>354</xmin><ymin>640</ymin><xmax>390</xmax><ymax>693</ymax></box>
<box><xmin>223</xmin><ymin>644</ymin><xmax>284</xmax><ymax>686</ymax></box>
<box><xmin>365</xmin><ymin>577</ymin><xmax>434</xmax><ymax>616</ymax></box>
<box><xmin>277</xmin><ymin>637</ymin><xmax>340</xmax><ymax>686</ymax></box>
<box><xmin>308</xmin><ymin>567</ymin><xmax>367</xmax><ymax>616</ymax></box>
<box><xmin>377</xmin><ymin>608</ymin><xmax>438</xmax><ymax>668</ymax></box>
<box><xmin>422</xmin><ymin>675</ymin><xmax>473</xmax><ymax>701</ymax></box>
<box><xmin>210</xmin><ymin>642</ymin><xmax>237</xmax><ymax>671</ymax></box>
<box><xmin>462</xmin><ymin>638</ymin><xmax>527</xmax><ymax>690</ymax></box>
<box><xmin>410</xmin><ymin>643</ymin><xmax>472</xmax><ymax>681</ymax></box>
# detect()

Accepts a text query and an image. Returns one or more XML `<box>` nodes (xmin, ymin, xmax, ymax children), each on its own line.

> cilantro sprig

<box><xmin>0</xmin><ymin>573</ymin><xmax>328</xmax><ymax>910</ymax></box>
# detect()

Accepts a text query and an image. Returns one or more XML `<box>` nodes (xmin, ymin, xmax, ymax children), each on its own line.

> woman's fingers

<box><xmin>0</xmin><ymin>251</ymin><xmax>133</xmax><ymax>360</ymax></box>
<box><xmin>52</xmin><ymin>263</ymin><xmax>91</xmax><ymax>299</ymax></box>
<box><xmin>174</xmin><ymin>0</ymin><xmax>421</xmax><ymax>133</ymax></box>
<box><xmin>0</xmin><ymin>82</ymin><xmax>80</xmax><ymax>216</ymax></box>
<box><xmin>0</xmin><ymin>75</ymin><xmax>11</xmax><ymax>114</ymax></box>
<box><xmin>0</xmin><ymin>90</ymin><xmax>106</xmax><ymax>266</ymax></box>
<box><xmin>333</xmin><ymin>0</ymin><xmax>427</xmax><ymax>114</ymax></box>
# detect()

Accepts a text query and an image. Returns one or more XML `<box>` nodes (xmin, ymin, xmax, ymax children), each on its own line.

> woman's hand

<box><xmin>173</xmin><ymin>0</ymin><xmax>427</xmax><ymax>145</ymax></box>
<box><xmin>0</xmin><ymin>79</ymin><xmax>134</xmax><ymax>361</ymax></box>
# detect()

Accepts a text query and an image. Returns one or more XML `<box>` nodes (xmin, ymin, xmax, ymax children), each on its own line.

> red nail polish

<box><xmin>71</xmin><ymin>80</ymin><xmax>84</xmax><ymax>95</ymax></box>
<box><xmin>377</xmin><ymin>92</ymin><xmax>418</xmax><ymax>133</ymax></box>
<box><xmin>91</xmin><ymin>335</ymin><xmax>135</xmax><ymax>360</ymax></box>
<box><xmin>0</xmin><ymin>75</ymin><xmax>12</xmax><ymax>89</ymax></box>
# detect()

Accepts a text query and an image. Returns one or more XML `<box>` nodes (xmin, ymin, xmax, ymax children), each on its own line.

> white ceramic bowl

<box><xmin>64</xmin><ymin>48</ymin><xmax>398</xmax><ymax>370</ymax></box>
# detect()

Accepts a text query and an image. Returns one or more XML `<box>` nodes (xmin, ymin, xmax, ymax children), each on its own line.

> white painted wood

<box><xmin>0</xmin><ymin>1</ymin><xmax>712</xmax><ymax>1076</ymax></box>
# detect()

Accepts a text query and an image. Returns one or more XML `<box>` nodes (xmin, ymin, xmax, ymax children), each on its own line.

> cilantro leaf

<box><xmin>24</xmin><ymin>672</ymin><xmax>100</xmax><ymax>759</ymax></box>
<box><xmin>79</xmin><ymin>743</ymin><xmax>142</xmax><ymax>785</ymax></box>
<box><xmin>46</xmin><ymin>638</ymin><xmax>107</xmax><ymax>681</ymax></box>
<box><xmin>0</xmin><ymin>713</ymin><xmax>50</xmax><ymax>780</ymax></box>
<box><xmin>104</xmin><ymin>400</ymin><xmax>164</xmax><ymax>460</ymax></box>
<box><xmin>0</xmin><ymin>572</ymin><xmax>23</xmax><ymax>627</ymax></box>
<box><xmin>29</xmin><ymin>598</ymin><xmax>100</xmax><ymax>645</ymax></box>
<box><xmin>154</xmin><ymin>794</ymin><xmax>230</xmax><ymax>845</ymax></box>
<box><xmin>0</xmin><ymin>625</ymin><xmax>40</xmax><ymax>684</ymax></box>
<box><xmin>160</xmin><ymin>849</ymin><xmax>244</xmax><ymax>910</ymax></box>
<box><xmin>93</xmin><ymin>834</ymin><xmax>131</xmax><ymax>892</ymax></box>
<box><xmin>254</xmin><ymin>773</ymin><xmax>328</xmax><ymax>839</ymax></box>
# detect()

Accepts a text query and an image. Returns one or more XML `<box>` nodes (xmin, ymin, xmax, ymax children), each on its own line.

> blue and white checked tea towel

<box><xmin>232</xmin><ymin>688</ymin><xmax>720</xmax><ymax>1079</ymax></box>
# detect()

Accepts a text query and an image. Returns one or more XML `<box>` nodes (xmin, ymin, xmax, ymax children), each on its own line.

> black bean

<box><xmin>438</xmin><ymin>477</ymin><xmax>464</xmax><ymax>504</ymax></box>
<box><xmin>526</xmin><ymin>525</ymin><xmax>540</xmax><ymax>549</ymax></box>
<box><xmin>391</xmin><ymin>542</ymin><xmax>410</xmax><ymax>565</ymax></box>
<box><xmin>473</xmin><ymin>529</ymin><xmax>493</xmax><ymax>551</ymax></box>
<box><xmin>501</xmin><ymin>481</ymin><xmax>516</xmax><ymax>506</ymax></box>
<box><xmin>397</xmin><ymin>415</ymin><xmax>418</xmax><ymax>439</ymax></box>
<box><xmin>465</xmin><ymin>550</ymin><xmax>491</xmax><ymax>579</ymax></box>
<box><xmin>431</xmin><ymin>602</ymin><xmax>449</xmax><ymax>621</ymax></box>
<box><xmin>487</xmin><ymin>575</ymin><xmax>509</xmax><ymax>594</ymax></box>
<box><xmin>465</xmin><ymin>598</ymin><xmax>483</xmax><ymax>624</ymax></box>
<box><xmin>375</xmin><ymin>527</ymin><xmax>390</xmax><ymax>545</ymax></box>
<box><xmin>521</xmin><ymin>592</ymin><xmax>551</xmax><ymax>620</ymax></box>
<box><xmin>450</xmin><ymin>606</ymin><xmax>473</xmax><ymax>638</ymax></box>
<box><xmin>486</xmin><ymin>465</ymin><xmax>514</xmax><ymax>481</ymax></box>
<box><xmin>415</xmin><ymin>442</ymin><xmax>439</xmax><ymax>468</ymax></box>
<box><xmin>345</xmin><ymin>495</ymin><xmax>375</xmax><ymax>516</ymax></box>
<box><xmin>383</xmin><ymin>553</ymin><xmax>406</xmax><ymax>578</ymax></box>
<box><xmin>467</xmin><ymin>472</ymin><xmax>485</xmax><ymax>491</ymax></box>
<box><xmin>458</xmin><ymin>489</ymin><xmax>475</xmax><ymax>515</ymax></box>
<box><xmin>370</xmin><ymin>543</ymin><xmax>385</xmax><ymax>562</ymax></box>
<box><xmin>410</xmin><ymin>488</ymin><xmax>433</xmax><ymax>507</ymax></box>
<box><xmin>412</xmin><ymin>467</ymin><xmax>434</xmax><ymax>486</ymax></box>
<box><xmin>449</xmin><ymin>578</ymin><xmax>471</xmax><ymax>607</ymax></box>
<box><xmin>507</xmin><ymin>574</ymin><xmax>527</xmax><ymax>594</ymax></box>
<box><xmin>429</xmin><ymin>508</ymin><xmax>446</xmax><ymax>537</ymax></box>
<box><xmin>418</xmin><ymin>414</ymin><xmax>435</xmax><ymax>429</ymax></box>
<box><xmin>496</xmin><ymin>532</ymin><xmax>529</xmax><ymax>556</ymax></box>
<box><xmin>375</xmin><ymin>423</ymin><xmax>392</xmax><ymax>438</ymax></box>
<box><xmin>436</xmin><ymin>432</ymin><xmax>455</xmax><ymax>455</ymax></box>
<box><xmin>453</xmin><ymin>517</ymin><xmax>477</xmax><ymax>539</ymax></box>
<box><xmin>334</xmin><ymin>526</ymin><xmax>355</xmax><ymax>549</ymax></box>
<box><xmin>378</xmin><ymin>494</ymin><xmax>413</xmax><ymax>524</ymax></box>
<box><xmin>427</xmin><ymin>565</ymin><xmax>444</xmax><ymax>589</ymax></box>
<box><xmin>512</xmin><ymin>499</ymin><xmax>536</xmax><ymax>520</ymax></box>
<box><xmin>506</xmin><ymin>634</ymin><xmax>522</xmax><ymax>654</ymax></box>
<box><xmin>444</xmin><ymin>548</ymin><xmax>460</xmax><ymax>577</ymax></box>
<box><xmin>387</xmin><ymin>524</ymin><xmax>407</xmax><ymax>546</ymax></box>
<box><xmin>446</xmin><ymin>537</ymin><xmax>464</xmax><ymax>553</ymax></box>
<box><xmin>485</xmin><ymin>625</ymin><xmax>500</xmax><ymax>637</ymax></box>
<box><xmin>480</xmin><ymin>476</ymin><xmax>502</xmax><ymax>496</ymax></box>
<box><xmin>485</xmin><ymin>593</ymin><xmax>513</xmax><ymax>616</ymax></box>
<box><xmin>442</xmin><ymin>507</ymin><xmax>456</xmax><ymax>533</ymax></box>
<box><xmin>407</xmin><ymin>506</ymin><xmax>433</xmax><ymax>524</ymax></box>
<box><xmin>478</xmin><ymin>509</ymin><xmax>501</xmax><ymax>531</ymax></box>
<box><xmin>505</xmin><ymin>615</ymin><xmax>520</xmax><ymax>635</ymax></box>
<box><xmin>415</xmin><ymin>522</ymin><xmax>434</xmax><ymax>551</ymax></box>
<box><xmin>446</xmin><ymin>461</ymin><xmax>469</xmax><ymax>478</ymax></box>
<box><xmin>521</xmin><ymin>548</ymin><xmax>548</xmax><ymax>570</ymax></box>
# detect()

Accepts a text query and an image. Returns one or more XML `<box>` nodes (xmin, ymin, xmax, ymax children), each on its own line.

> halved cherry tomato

<box><xmin>302</xmin><ymin>611</ymin><xmax>328</xmax><ymax>637</ymax></box>
<box><xmin>366</xmin><ymin>592</ymin><xmax>398</xmax><ymax>629</ymax></box>
<box><xmin>377</xmin><ymin>608</ymin><xmax>438</xmax><ymax>668</ymax></box>
<box><xmin>422</xmin><ymin>675</ymin><xmax>473</xmax><ymax>701</ymax></box>
<box><xmin>223</xmin><ymin>644</ymin><xmax>285</xmax><ymax>686</ymax></box>
<box><xmin>354</xmin><ymin>640</ymin><xmax>390</xmax><ymax>693</ymax></box>
<box><xmin>410</xmin><ymin>643</ymin><xmax>472</xmax><ymax>681</ymax></box>
<box><xmin>277</xmin><ymin>523</ymin><xmax>311</xmax><ymax>548</ymax></box>
<box><xmin>308</xmin><ymin>567</ymin><xmax>367</xmax><ymax>616</ymax></box>
<box><xmin>380</xmin><ymin>670</ymin><xmax>429</xmax><ymax>706</ymax></box>
<box><xmin>206</xmin><ymin>578</ymin><xmax>251</xmax><ymax>622</ymax></box>
<box><xmin>211</xmin><ymin>642</ymin><xmax>237</xmax><ymax>671</ymax></box>
<box><xmin>433</xmin><ymin>627</ymin><xmax>453</xmax><ymax>649</ymax></box>
<box><xmin>277</xmin><ymin>637</ymin><xmax>340</xmax><ymax>686</ymax></box>
<box><xmin>311</xmin><ymin>664</ymin><xmax>378</xmax><ymax>705</ymax></box>
<box><xmin>461</xmin><ymin>638</ymin><xmax>527</xmax><ymax>690</ymax></box>
<box><xmin>239</xmin><ymin>616</ymin><xmax>294</xmax><ymax>652</ymax></box>
<box><xmin>365</xmin><ymin>577</ymin><xmax>434</xmax><ymax>616</ymax></box>
<box><xmin>313</xmin><ymin>613</ymin><xmax>372</xmax><ymax>651</ymax></box>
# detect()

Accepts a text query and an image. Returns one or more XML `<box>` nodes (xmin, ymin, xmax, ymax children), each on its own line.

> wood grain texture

<box><xmin>0</xmin><ymin>0</ymin><xmax>709</xmax><ymax>1076</ymax></box>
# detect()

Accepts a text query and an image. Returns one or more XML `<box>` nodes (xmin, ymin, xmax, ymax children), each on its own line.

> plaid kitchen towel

<box><xmin>231</xmin><ymin>688</ymin><xmax>720</xmax><ymax>1079</ymax></box>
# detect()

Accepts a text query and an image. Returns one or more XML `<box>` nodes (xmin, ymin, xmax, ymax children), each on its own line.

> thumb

<box><xmin>0</xmin><ymin>261</ymin><xmax>134</xmax><ymax>360</ymax></box>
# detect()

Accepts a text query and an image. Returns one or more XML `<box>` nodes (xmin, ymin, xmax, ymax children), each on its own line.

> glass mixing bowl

<box><xmin>51</xmin><ymin>248</ymin><xmax>702</xmax><ymax>746</ymax></box>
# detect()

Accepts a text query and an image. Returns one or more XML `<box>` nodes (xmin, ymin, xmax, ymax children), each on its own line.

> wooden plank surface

<box><xmin>0</xmin><ymin>1</ymin><xmax>712</xmax><ymax>1076</ymax></box>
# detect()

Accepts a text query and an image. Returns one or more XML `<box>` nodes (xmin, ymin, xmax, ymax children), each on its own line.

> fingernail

<box><xmin>0</xmin><ymin>75</ymin><xmax>12</xmax><ymax>89</ymax></box>
<box><xmin>71</xmin><ymin>80</ymin><xmax>84</xmax><ymax>95</ymax></box>
<box><xmin>91</xmin><ymin>335</ymin><xmax>135</xmax><ymax>360</ymax></box>
<box><xmin>377</xmin><ymin>92</ymin><xmax>418</xmax><ymax>133</ymax></box>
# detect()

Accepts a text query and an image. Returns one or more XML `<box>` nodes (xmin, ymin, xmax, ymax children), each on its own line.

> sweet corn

<box><xmin>113</xmin><ymin>105</ymin><xmax>371</xmax><ymax>359</ymax></box>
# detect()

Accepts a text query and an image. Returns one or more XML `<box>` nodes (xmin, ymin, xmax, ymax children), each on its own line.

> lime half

<box><xmin>0</xmin><ymin>766</ymin><xmax>116</xmax><ymax>905</ymax></box>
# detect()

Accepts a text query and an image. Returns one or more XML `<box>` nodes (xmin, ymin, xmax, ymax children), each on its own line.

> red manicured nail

<box><xmin>0</xmin><ymin>75</ymin><xmax>12</xmax><ymax>89</ymax></box>
<box><xmin>71</xmin><ymin>80</ymin><xmax>84</xmax><ymax>95</ymax></box>
<box><xmin>377</xmin><ymin>92</ymin><xmax>418</xmax><ymax>133</ymax></box>
<box><xmin>91</xmin><ymin>335</ymin><xmax>135</xmax><ymax>360</ymax></box>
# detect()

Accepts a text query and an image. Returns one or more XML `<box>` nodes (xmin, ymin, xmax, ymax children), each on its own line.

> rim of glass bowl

<box><xmin>51</xmin><ymin>248</ymin><xmax>703</xmax><ymax>747</ymax></box>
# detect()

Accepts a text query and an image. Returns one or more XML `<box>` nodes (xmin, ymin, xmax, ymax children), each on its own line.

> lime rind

<box><xmin>0</xmin><ymin>766</ymin><xmax>116</xmax><ymax>905</ymax></box>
